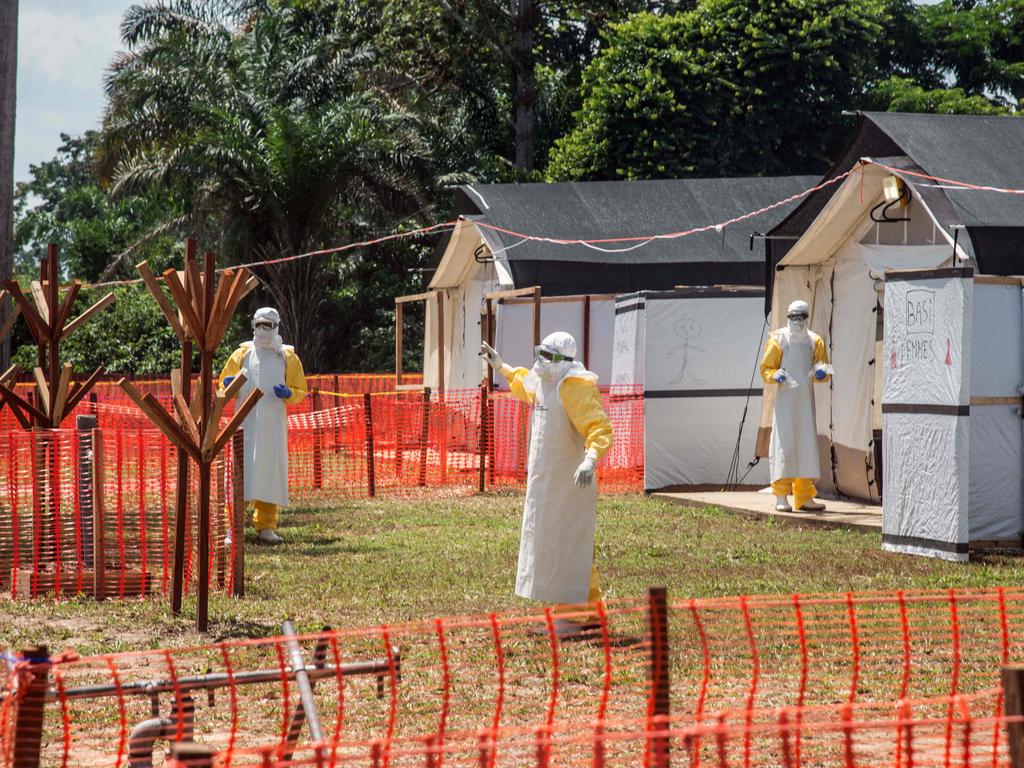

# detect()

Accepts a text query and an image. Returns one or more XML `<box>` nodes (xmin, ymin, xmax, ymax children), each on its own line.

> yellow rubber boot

<box><xmin>793</xmin><ymin>478</ymin><xmax>821</xmax><ymax>511</ymax></box>
<box><xmin>252</xmin><ymin>500</ymin><xmax>279</xmax><ymax>531</ymax></box>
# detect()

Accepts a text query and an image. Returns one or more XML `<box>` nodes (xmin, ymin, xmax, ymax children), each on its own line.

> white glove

<box><xmin>480</xmin><ymin>342</ymin><xmax>503</xmax><ymax>371</ymax></box>
<box><xmin>573</xmin><ymin>453</ymin><xmax>597</xmax><ymax>488</ymax></box>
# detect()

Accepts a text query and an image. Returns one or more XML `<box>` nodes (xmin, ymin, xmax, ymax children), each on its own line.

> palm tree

<box><xmin>100</xmin><ymin>0</ymin><xmax>433</xmax><ymax>367</ymax></box>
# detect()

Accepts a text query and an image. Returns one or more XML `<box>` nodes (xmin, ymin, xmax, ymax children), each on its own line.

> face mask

<box><xmin>254</xmin><ymin>327</ymin><xmax>276</xmax><ymax>348</ymax></box>
<box><xmin>787</xmin><ymin>316</ymin><xmax>807</xmax><ymax>335</ymax></box>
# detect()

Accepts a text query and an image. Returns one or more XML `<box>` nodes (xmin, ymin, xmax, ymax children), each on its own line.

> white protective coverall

<box><xmin>219</xmin><ymin>308</ymin><xmax>307</xmax><ymax>519</ymax></box>
<box><xmin>759</xmin><ymin>300</ymin><xmax>830</xmax><ymax>509</ymax></box>
<box><xmin>494</xmin><ymin>332</ymin><xmax>613</xmax><ymax>605</ymax></box>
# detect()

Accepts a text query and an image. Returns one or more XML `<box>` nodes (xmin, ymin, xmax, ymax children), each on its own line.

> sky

<box><xmin>14</xmin><ymin>0</ymin><xmax>135</xmax><ymax>186</ymax></box>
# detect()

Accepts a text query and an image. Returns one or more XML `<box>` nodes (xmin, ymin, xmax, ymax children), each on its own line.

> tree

<box><xmin>0</xmin><ymin>0</ymin><xmax>16</xmax><ymax>367</ymax></box>
<box><xmin>101</xmin><ymin>1</ymin><xmax>434</xmax><ymax>369</ymax></box>
<box><xmin>14</xmin><ymin>132</ymin><xmax>179</xmax><ymax>281</ymax></box>
<box><xmin>869</xmin><ymin>76</ymin><xmax>1010</xmax><ymax>114</ymax></box>
<box><xmin>548</xmin><ymin>0</ymin><xmax>894</xmax><ymax>180</ymax></box>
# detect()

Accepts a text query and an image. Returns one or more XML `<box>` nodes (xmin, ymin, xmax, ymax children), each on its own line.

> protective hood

<box><xmin>252</xmin><ymin>306</ymin><xmax>284</xmax><ymax>353</ymax></box>
<box><xmin>786</xmin><ymin>299</ymin><xmax>810</xmax><ymax>338</ymax></box>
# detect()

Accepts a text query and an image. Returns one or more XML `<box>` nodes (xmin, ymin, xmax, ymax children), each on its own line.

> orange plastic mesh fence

<box><xmin>0</xmin><ymin>382</ymin><xmax>641</xmax><ymax>600</ymax></box>
<box><xmin>1</xmin><ymin>588</ymin><xmax>1022</xmax><ymax>766</ymax></box>
<box><xmin>0</xmin><ymin>428</ymin><xmax>241</xmax><ymax>601</ymax></box>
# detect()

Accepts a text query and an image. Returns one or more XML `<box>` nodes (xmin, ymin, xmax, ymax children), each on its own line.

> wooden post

<box><xmin>485</xmin><ymin>297</ymin><xmax>495</xmax><ymax>390</ymax></box>
<box><xmin>1003</xmin><ymin>666</ymin><xmax>1024</xmax><ymax>768</ymax></box>
<box><xmin>312</xmin><ymin>389</ymin><xmax>323</xmax><ymax>490</ymax></box>
<box><xmin>532</xmin><ymin>286</ymin><xmax>541</xmax><ymax>347</ymax></box>
<box><xmin>647</xmin><ymin>586</ymin><xmax>671</xmax><ymax>768</ymax></box>
<box><xmin>171</xmin><ymin>240</ymin><xmax>196</xmax><ymax>616</ymax></box>
<box><xmin>436</xmin><ymin>290</ymin><xmax>446</xmax><ymax>394</ymax></box>
<box><xmin>333</xmin><ymin>374</ymin><xmax>342</xmax><ymax>451</ymax></box>
<box><xmin>12</xmin><ymin>646</ymin><xmax>50</xmax><ymax>768</ymax></box>
<box><xmin>76</xmin><ymin>415</ymin><xmax>97</xmax><ymax>569</ymax></box>
<box><xmin>478</xmin><ymin>385</ymin><xmax>488</xmax><ymax>493</ymax></box>
<box><xmin>418</xmin><ymin>387</ymin><xmax>431</xmax><ymax>487</ymax></box>
<box><xmin>395</xmin><ymin>394</ymin><xmax>404</xmax><ymax>480</ymax></box>
<box><xmin>197</xmin><ymin>460</ymin><xmax>211</xmax><ymax>633</ymax></box>
<box><xmin>231</xmin><ymin>430</ymin><xmax>245</xmax><ymax>598</ymax></box>
<box><xmin>91</xmin><ymin>429</ymin><xmax>106</xmax><ymax>601</ymax></box>
<box><xmin>395</xmin><ymin>301</ymin><xmax>403</xmax><ymax>390</ymax></box>
<box><xmin>214</xmin><ymin>455</ymin><xmax>227</xmax><ymax>589</ymax></box>
<box><xmin>583</xmin><ymin>295</ymin><xmax>591</xmax><ymax>370</ymax></box>
<box><xmin>364</xmin><ymin>393</ymin><xmax>376</xmax><ymax>497</ymax></box>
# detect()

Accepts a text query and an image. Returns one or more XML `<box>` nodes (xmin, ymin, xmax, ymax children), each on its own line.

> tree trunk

<box><xmin>514</xmin><ymin>0</ymin><xmax>537</xmax><ymax>172</ymax></box>
<box><xmin>263</xmin><ymin>258</ymin><xmax>327</xmax><ymax>371</ymax></box>
<box><xmin>0</xmin><ymin>0</ymin><xmax>16</xmax><ymax>368</ymax></box>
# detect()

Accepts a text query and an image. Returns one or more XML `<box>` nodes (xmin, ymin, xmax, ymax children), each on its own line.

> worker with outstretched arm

<box><xmin>482</xmin><ymin>332</ymin><xmax>612</xmax><ymax>636</ymax></box>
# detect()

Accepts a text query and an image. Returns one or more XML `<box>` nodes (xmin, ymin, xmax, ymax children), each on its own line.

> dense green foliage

<box><xmin>11</xmin><ymin>0</ymin><xmax>1024</xmax><ymax>374</ymax></box>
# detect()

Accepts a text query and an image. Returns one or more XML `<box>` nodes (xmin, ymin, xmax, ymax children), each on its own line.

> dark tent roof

<box><xmin>443</xmin><ymin>176</ymin><xmax>818</xmax><ymax>295</ymax></box>
<box><xmin>767</xmin><ymin>112</ymin><xmax>1024</xmax><ymax>282</ymax></box>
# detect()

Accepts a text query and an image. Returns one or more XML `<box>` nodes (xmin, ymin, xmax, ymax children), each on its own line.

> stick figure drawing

<box><xmin>668</xmin><ymin>317</ymin><xmax>707</xmax><ymax>386</ymax></box>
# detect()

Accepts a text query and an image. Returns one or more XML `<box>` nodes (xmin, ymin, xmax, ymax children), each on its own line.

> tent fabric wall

<box><xmin>882</xmin><ymin>269</ymin><xmax>973</xmax><ymax>561</ymax></box>
<box><xmin>967</xmin><ymin>281</ymin><xmax>1024</xmax><ymax>542</ymax></box>
<box><xmin>493</xmin><ymin>296</ymin><xmax>617</xmax><ymax>386</ymax></box>
<box><xmin>611</xmin><ymin>293</ymin><xmax>646</xmax><ymax>387</ymax></box>
<box><xmin>612</xmin><ymin>289</ymin><xmax>768</xmax><ymax>491</ymax></box>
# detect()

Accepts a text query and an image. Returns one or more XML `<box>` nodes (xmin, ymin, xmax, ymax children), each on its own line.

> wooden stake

<box><xmin>231</xmin><ymin>430</ymin><xmax>245</xmax><ymax>598</ymax></box>
<box><xmin>92</xmin><ymin>429</ymin><xmax>106</xmax><ymax>601</ymax></box>
<box><xmin>364</xmin><ymin>393</ymin><xmax>376</xmax><ymax>497</ymax></box>
<box><xmin>12</xmin><ymin>646</ymin><xmax>49</xmax><ymax>768</ymax></box>
<box><xmin>1003</xmin><ymin>666</ymin><xmax>1024</xmax><ymax>768</ymax></box>
<box><xmin>647</xmin><ymin>586</ymin><xmax>671</xmax><ymax>768</ymax></box>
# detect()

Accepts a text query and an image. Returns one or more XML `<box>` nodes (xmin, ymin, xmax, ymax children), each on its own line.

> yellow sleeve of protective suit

<box><xmin>283</xmin><ymin>348</ymin><xmax>308</xmax><ymax>406</ymax></box>
<box><xmin>500</xmin><ymin>364</ymin><xmax>535</xmax><ymax>404</ymax></box>
<box><xmin>560</xmin><ymin>377</ymin><xmax>613</xmax><ymax>460</ymax></box>
<box><xmin>218</xmin><ymin>346</ymin><xmax>247</xmax><ymax>389</ymax></box>
<box><xmin>812</xmin><ymin>334</ymin><xmax>831</xmax><ymax>383</ymax></box>
<box><xmin>759</xmin><ymin>335</ymin><xmax>784</xmax><ymax>384</ymax></box>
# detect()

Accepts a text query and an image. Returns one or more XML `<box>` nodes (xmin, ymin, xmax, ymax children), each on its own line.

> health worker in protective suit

<box><xmin>481</xmin><ymin>332</ymin><xmax>612</xmax><ymax>632</ymax></box>
<box><xmin>219</xmin><ymin>307</ymin><xmax>307</xmax><ymax>545</ymax></box>
<box><xmin>759</xmin><ymin>300</ymin><xmax>831</xmax><ymax>513</ymax></box>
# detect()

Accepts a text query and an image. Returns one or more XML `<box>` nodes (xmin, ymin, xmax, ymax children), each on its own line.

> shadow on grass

<box><xmin>211</xmin><ymin>616</ymin><xmax>280</xmax><ymax>642</ymax></box>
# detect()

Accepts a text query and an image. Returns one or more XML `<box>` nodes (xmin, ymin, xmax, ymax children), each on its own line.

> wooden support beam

<box><xmin>395</xmin><ymin>301</ymin><xmax>403</xmax><ymax>389</ymax></box>
<box><xmin>532</xmin><ymin>286</ymin><xmax>542</xmax><ymax>348</ymax></box>
<box><xmin>437</xmin><ymin>290</ymin><xmax>445</xmax><ymax>394</ymax></box>
<box><xmin>29</xmin><ymin>281</ymin><xmax>49</xmax><ymax>324</ymax></box>
<box><xmin>3</xmin><ymin>280</ymin><xmax>48</xmax><ymax>343</ymax></box>
<box><xmin>51</xmin><ymin>364</ymin><xmax>72</xmax><ymax>425</ymax></box>
<box><xmin>0</xmin><ymin>382</ymin><xmax>49</xmax><ymax>424</ymax></box>
<box><xmin>201</xmin><ymin>393</ymin><xmax>229</xmax><ymax>459</ymax></box>
<box><xmin>137</xmin><ymin>261</ymin><xmax>186</xmax><ymax>340</ymax></box>
<box><xmin>395</xmin><ymin>290</ymin><xmax>435</xmax><ymax>304</ymax></box>
<box><xmin>186</xmin><ymin>258</ymin><xmax>205</xmax><ymax>321</ymax></box>
<box><xmin>61</xmin><ymin>368</ymin><xmax>105</xmax><ymax>420</ymax></box>
<box><xmin>118</xmin><ymin>379</ymin><xmax>200</xmax><ymax>461</ymax></box>
<box><xmin>220</xmin><ymin>371</ymin><xmax>247</xmax><ymax>401</ymax></box>
<box><xmin>211</xmin><ymin>389</ymin><xmax>263</xmax><ymax>459</ymax></box>
<box><xmin>0</xmin><ymin>294</ymin><xmax>21</xmax><ymax>342</ymax></box>
<box><xmin>63</xmin><ymin>293</ymin><xmax>116</xmax><ymax>339</ymax></box>
<box><xmin>92</xmin><ymin>430</ymin><xmax>106</xmax><ymax>602</ymax></box>
<box><xmin>173</xmin><ymin>393</ymin><xmax>202</xmax><ymax>447</ymax></box>
<box><xmin>32</xmin><ymin>367</ymin><xmax>50</xmax><ymax>416</ymax></box>
<box><xmin>162</xmin><ymin>269</ymin><xmax>205</xmax><ymax>346</ymax></box>
<box><xmin>55</xmin><ymin>280</ymin><xmax>81</xmax><ymax>334</ymax></box>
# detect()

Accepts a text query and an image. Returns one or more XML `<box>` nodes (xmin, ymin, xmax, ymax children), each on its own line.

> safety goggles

<box><xmin>787</xmin><ymin>312</ymin><xmax>809</xmax><ymax>321</ymax></box>
<box><xmin>535</xmin><ymin>346</ymin><xmax>573</xmax><ymax>363</ymax></box>
<box><xmin>253</xmin><ymin>321</ymin><xmax>278</xmax><ymax>330</ymax></box>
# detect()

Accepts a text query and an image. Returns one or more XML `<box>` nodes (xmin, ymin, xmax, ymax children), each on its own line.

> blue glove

<box><xmin>814</xmin><ymin>367</ymin><xmax>827</xmax><ymax>381</ymax></box>
<box><xmin>222</xmin><ymin>376</ymin><xmax>235</xmax><ymax>388</ymax></box>
<box><xmin>774</xmin><ymin>371</ymin><xmax>787</xmax><ymax>384</ymax></box>
<box><xmin>273</xmin><ymin>384</ymin><xmax>292</xmax><ymax>399</ymax></box>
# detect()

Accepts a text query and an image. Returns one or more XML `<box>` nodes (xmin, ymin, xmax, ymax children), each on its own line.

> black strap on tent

<box><xmin>725</xmin><ymin>316</ymin><xmax>769</xmax><ymax>489</ymax></box>
<box><xmin>826</xmin><ymin>266</ymin><xmax>845</xmax><ymax>500</ymax></box>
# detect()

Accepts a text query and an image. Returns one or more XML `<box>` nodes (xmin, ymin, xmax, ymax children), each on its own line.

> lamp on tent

<box><xmin>882</xmin><ymin>176</ymin><xmax>908</xmax><ymax>207</ymax></box>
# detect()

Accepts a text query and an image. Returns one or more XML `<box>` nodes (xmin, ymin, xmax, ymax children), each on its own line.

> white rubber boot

<box><xmin>775</xmin><ymin>495</ymin><xmax>792</xmax><ymax>512</ymax></box>
<box><xmin>258</xmin><ymin>528</ymin><xmax>283</xmax><ymax>545</ymax></box>
<box><xmin>799</xmin><ymin>499</ymin><xmax>827</xmax><ymax>512</ymax></box>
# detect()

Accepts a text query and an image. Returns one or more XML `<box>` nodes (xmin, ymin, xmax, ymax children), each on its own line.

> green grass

<box><xmin>2</xmin><ymin>492</ymin><xmax>1022</xmax><ymax>656</ymax></box>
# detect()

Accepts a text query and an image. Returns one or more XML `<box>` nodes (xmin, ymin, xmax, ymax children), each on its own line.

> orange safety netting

<box><xmin>0</xmin><ymin>381</ymin><xmax>643</xmax><ymax>600</ymax></box>
<box><xmin>0</xmin><ymin>428</ymin><xmax>242</xmax><ymax>600</ymax></box>
<box><xmin>1</xmin><ymin>587</ymin><xmax>1022</xmax><ymax>767</ymax></box>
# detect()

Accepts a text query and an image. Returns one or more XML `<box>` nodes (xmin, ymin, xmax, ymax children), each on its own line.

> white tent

<box><xmin>882</xmin><ymin>269</ymin><xmax>1024</xmax><ymax>560</ymax></box>
<box><xmin>612</xmin><ymin>287</ymin><xmax>769</xmax><ymax>491</ymax></box>
<box><xmin>764</xmin><ymin>161</ymin><xmax>960</xmax><ymax>502</ymax></box>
